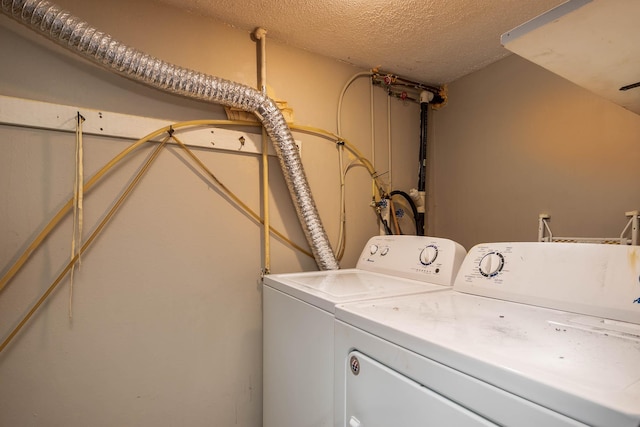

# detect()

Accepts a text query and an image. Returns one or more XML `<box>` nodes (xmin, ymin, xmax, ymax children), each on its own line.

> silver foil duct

<box><xmin>1</xmin><ymin>0</ymin><xmax>339</xmax><ymax>270</ymax></box>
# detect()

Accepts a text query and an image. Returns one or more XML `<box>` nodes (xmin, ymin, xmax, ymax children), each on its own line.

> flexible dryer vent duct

<box><xmin>1</xmin><ymin>0</ymin><xmax>339</xmax><ymax>270</ymax></box>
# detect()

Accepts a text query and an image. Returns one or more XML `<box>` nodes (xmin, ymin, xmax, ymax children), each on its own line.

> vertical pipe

<box><xmin>254</xmin><ymin>27</ymin><xmax>270</xmax><ymax>274</ymax></box>
<box><xmin>387</xmin><ymin>95</ymin><xmax>392</xmax><ymax>192</ymax></box>
<box><xmin>261</xmin><ymin>127</ymin><xmax>270</xmax><ymax>273</ymax></box>
<box><xmin>370</xmin><ymin>77</ymin><xmax>375</xmax><ymax>175</ymax></box>
<box><xmin>417</xmin><ymin>91</ymin><xmax>433</xmax><ymax>235</ymax></box>
<box><xmin>255</xmin><ymin>27</ymin><xmax>268</xmax><ymax>95</ymax></box>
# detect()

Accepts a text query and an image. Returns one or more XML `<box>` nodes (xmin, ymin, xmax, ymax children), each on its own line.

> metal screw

<box><xmin>350</xmin><ymin>355</ymin><xmax>360</xmax><ymax>375</ymax></box>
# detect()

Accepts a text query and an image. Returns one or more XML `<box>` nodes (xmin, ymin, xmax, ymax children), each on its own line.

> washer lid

<box><xmin>264</xmin><ymin>269</ymin><xmax>447</xmax><ymax>313</ymax></box>
<box><xmin>335</xmin><ymin>291</ymin><xmax>640</xmax><ymax>427</ymax></box>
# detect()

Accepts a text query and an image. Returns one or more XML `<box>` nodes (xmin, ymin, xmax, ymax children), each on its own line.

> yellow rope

<box><xmin>0</xmin><ymin>136</ymin><xmax>170</xmax><ymax>354</ymax></box>
<box><xmin>171</xmin><ymin>135</ymin><xmax>313</xmax><ymax>258</ymax></box>
<box><xmin>0</xmin><ymin>117</ymin><xmax>388</xmax><ymax>355</ymax></box>
<box><xmin>69</xmin><ymin>113</ymin><xmax>85</xmax><ymax>318</ymax></box>
<box><xmin>0</xmin><ymin>120</ymin><xmax>258</xmax><ymax>294</ymax></box>
<box><xmin>0</xmin><ymin>118</ymin><xmax>379</xmax><ymax>294</ymax></box>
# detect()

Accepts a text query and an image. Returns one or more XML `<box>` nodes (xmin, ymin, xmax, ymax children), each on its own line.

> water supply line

<box><xmin>335</xmin><ymin>70</ymin><xmax>374</xmax><ymax>260</ymax></box>
<box><xmin>1</xmin><ymin>0</ymin><xmax>338</xmax><ymax>270</ymax></box>
<box><xmin>369</xmin><ymin>70</ymin><xmax>445</xmax><ymax>236</ymax></box>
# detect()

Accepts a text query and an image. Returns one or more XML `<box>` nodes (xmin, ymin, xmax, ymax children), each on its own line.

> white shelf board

<box><xmin>502</xmin><ymin>0</ymin><xmax>640</xmax><ymax>115</ymax></box>
<box><xmin>0</xmin><ymin>95</ymin><xmax>301</xmax><ymax>157</ymax></box>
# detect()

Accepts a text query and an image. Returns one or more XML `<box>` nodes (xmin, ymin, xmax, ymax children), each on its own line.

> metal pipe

<box><xmin>387</xmin><ymin>94</ymin><xmax>392</xmax><ymax>192</ymax></box>
<box><xmin>254</xmin><ymin>27</ymin><xmax>271</xmax><ymax>274</ymax></box>
<box><xmin>416</xmin><ymin>90</ymin><xmax>433</xmax><ymax>235</ymax></box>
<box><xmin>1</xmin><ymin>0</ymin><xmax>339</xmax><ymax>270</ymax></box>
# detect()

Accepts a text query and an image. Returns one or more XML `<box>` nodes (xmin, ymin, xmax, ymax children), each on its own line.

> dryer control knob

<box><xmin>419</xmin><ymin>244</ymin><xmax>438</xmax><ymax>266</ymax></box>
<box><xmin>369</xmin><ymin>244</ymin><xmax>379</xmax><ymax>255</ymax></box>
<box><xmin>479</xmin><ymin>252</ymin><xmax>505</xmax><ymax>277</ymax></box>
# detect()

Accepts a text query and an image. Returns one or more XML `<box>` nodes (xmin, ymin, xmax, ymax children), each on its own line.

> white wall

<box><xmin>0</xmin><ymin>0</ymin><xmax>421</xmax><ymax>425</ymax></box>
<box><xmin>430</xmin><ymin>54</ymin><xmax>640</xmax><ymax>250</ymax></box>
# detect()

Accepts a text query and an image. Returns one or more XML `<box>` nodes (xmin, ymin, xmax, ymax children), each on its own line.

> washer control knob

<box><xmin>369</xmin><ymin>244</ymin><xmax>379</xmax><ymax>255</ymax></box>
<box><xmin>479</xmin><ymin>252</ymin><xmax>505</xmax><ymax>277</ymax></box>
<box><xmin>380</xmin><ymin>247</ymin><xmax>390</xmax><ymax>256</ymax></box>
<box><xmin>419</xmin><ymin>244</ymin><xmax>438</xmax><ymax>266</ymax></box>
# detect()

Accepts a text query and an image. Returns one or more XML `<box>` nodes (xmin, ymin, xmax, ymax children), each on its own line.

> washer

<box><xmin>334</xmin><ymin>242</ymin><xmax>640</xmax><ymax>427</ymax></box>
<box><xmin>262</xmin><ymin>235</ymin><xmax>466</xmax><ymax>427</ymax></box>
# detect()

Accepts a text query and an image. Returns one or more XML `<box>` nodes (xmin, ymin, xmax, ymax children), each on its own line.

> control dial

<box><xmin>369</xmin><ymin>244</ymin><xmax>379</xmax><ymax>255</ymax></box>
<box><xmin>479</xmin><ymin>252</ymin><xmax>505</xmax><ymax>277</ymax></box>
<box><xmin>419</xmin><ymin>244</ymin><xmax>438</xmax><ymax>266</ymax></box>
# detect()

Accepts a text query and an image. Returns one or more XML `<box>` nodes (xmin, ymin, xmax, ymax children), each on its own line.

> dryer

<box><xmin>263</xmin><ymin>235</ymin><xmax>466</xmax><ymax>427</ymax></box>
<box><xmin>335</xmin><ymin>242</ymin><xmax>640</xmax><ymax>427</ymax></box>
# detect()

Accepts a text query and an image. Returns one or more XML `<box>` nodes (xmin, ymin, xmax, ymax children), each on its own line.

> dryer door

<box><xmin>345</xmin><ymin>351</ymin><xmax>496</xmax><ymax>426</ymax></box>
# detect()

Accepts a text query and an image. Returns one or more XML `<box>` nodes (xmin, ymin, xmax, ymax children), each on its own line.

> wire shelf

<box><xmin>538</xmin><ymin>210</ymin><xmax>639</xmax><ymax>246</ymax></box>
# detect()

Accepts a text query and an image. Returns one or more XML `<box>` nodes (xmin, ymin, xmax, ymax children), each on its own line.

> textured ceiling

<box><xmin>151</xmin><ymin>0</ymin><xmax>565</xmax><ymax>85</ymax></box>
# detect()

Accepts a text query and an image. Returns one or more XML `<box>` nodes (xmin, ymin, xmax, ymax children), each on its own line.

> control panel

<box><xmin>454</xmin><ymin>242</ymin><xmax>640</xmax><ymax>324</ymax></box>
<box><xmin>356</xmin><ymin>235</ymin><xmax>466</xmax><ymax>286</ymax></box>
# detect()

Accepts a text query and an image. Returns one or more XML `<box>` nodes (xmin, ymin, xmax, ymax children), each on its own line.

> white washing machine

<box><xmin>334</xmin><ymin>242</ymin><xmax>640</xmax><ymax>427</ymax></box>
<box><xmin>262</xmin><ymin>235</ymin><xmax>466</xmax><ymax>427</ymax></box>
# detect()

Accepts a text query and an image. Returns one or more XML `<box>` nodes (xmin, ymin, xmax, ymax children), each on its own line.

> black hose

<box><xmin>390</xmin><ymin>190</ymin><xmax>419</xmax><ymax>235</ymax></box>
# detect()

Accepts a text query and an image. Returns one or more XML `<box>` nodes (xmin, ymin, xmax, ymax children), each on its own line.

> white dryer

<box><xmin>334</xmin><ymin>242</ymin><xmax>640</xmax><ymax>427</ymax></box>
<box><xmin>263</xmin><ymin>235</ymin><xmax>466</xmax><ymax>427</ymax></box>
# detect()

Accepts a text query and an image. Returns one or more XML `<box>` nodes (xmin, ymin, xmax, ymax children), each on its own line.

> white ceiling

<box><xmin>152</xmin><ymin>0</ymin><xmax>565</xmax><ymax>85</ymax></box>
